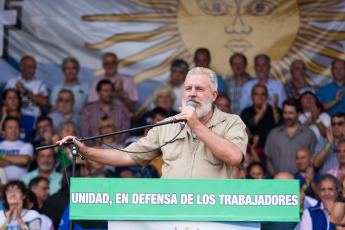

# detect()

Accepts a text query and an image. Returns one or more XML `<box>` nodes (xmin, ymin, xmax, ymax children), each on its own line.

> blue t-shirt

<box><xmin>294</xmin><ymin>172</ymin><xmax>322</xmax><ymax>199</ymax></box>
<box><xmin>317</xmin><ymin>81</ymin><xmax>345</xmax><ymax>115</ymax></box>
<box><xmin>0</xmin><ymin>115</ymin><xmax>35</xmax><ymax>142</ymax></box>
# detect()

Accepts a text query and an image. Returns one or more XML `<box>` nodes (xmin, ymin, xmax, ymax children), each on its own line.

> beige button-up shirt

<box><xmin>126</xmin><ymin>106</ymin><xmax>248</xmax><ymax>179</ymax></box>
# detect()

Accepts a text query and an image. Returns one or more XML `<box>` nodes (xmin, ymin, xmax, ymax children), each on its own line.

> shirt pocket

<box><xmin>162</xmin><ymin>136</ymin><xmax>185</xmax><ymax>162</ymax></box>
<box><xmin>203</xmin><ymin>149</ymin><xmax>223</xmax><ymax>166</ymax></box>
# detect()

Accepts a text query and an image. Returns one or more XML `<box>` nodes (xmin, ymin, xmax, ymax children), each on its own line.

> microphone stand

<box><xmin>35</xmin><ymin>118</ymin><xmax>185</xmax><ymax>230</ymax></box>
<box><xmin>36</xmin><ymin>118</ymin><xmax>184</xmax><ymax>152</ymax></box>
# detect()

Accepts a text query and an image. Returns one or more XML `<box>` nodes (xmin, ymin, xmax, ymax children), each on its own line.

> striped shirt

<box><xmin>81</xmin><ymin>99</ymin><xmax>131</xmax><ymax>146</ymax></box>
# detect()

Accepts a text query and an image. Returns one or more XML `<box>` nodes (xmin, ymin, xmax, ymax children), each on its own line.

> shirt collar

<box><xmin>17</xmin><ymin>74</ymin><xmax>35</xmax><ymax>83</ymax></box>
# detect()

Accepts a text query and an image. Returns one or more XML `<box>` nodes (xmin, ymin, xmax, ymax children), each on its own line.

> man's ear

<box><xmin>212</xmin><ymin>90</ymin><xmax>218</xmax><ymax>102</ymax></box>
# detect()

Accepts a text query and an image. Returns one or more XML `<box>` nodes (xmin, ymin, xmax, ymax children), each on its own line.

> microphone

<box><xmin>181</xmin><ymin>101</ymin><xmax>196</xmax><ymax>129</ymax></box>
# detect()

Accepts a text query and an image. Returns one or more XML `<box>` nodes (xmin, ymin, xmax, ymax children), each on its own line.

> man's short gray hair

<box><xmin>62</xmin><ymin>57</ymin><xmax>80</xmax><ymax>71</ymax></box>
<box><xmin>186</xmin><ymin>67</ymin><xmax>218</xmax><ymax>92</ymax></box>
<box><xmin>290</xmin><ymin>60</ymin><xmax>306</xmax><ymax>70</ymax></box>
<box><xmin>254</xmin><ymin>54</ymin><xmax>271</xmax><ymax>65</ymax></box>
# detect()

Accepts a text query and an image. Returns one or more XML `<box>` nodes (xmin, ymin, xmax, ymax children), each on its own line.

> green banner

<box><xmin>70</xmin><ymin>178</ymin><xmax>299</xmax><ymax>223</ymax></box>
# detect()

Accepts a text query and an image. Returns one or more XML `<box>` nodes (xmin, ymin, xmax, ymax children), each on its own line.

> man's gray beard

<box><xmin>39</xmin><ymin>163</ymin><xmax>54</xmax><ymax>173</ymax></box>
<box><xmin>182</xmin><ymin>97</ymin><xmax>213</xmax><ymax>118</ymax></box>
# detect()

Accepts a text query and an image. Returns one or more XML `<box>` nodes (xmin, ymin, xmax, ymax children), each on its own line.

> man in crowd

<box><xmin>300</xmin><ymin>174</ymin><xmax>338</xmax><ymax>229</ymax></box>
<box><xmin>194</xmin><ymin>48</ymin><xmax>225</xmax><ymax>94</ymax></box>
<box><xmin>317</xmin><ymin>59</ymin><xmax>345</xmax><ymax>115</ymax></box>
<box><xmin>48</xmin><ymin>89</ymin><xmax>80</xmax><ymax>129</ymax></box>
<box><xmin>327</xmin><ymin>140</ymin><xmax>345</xmax><ymax>182</ymax></box>
<box><xmin>31</xmin><ymin>116</ymin><xmax>54</xmax><ymax>148</ymax></box>
<box><xmin>241</xmin><ymin>84</ymin><xmax>282</xmax><ymax>149</ymax></box>
<box><xmin>294</xmin><ymin>148</ymin><xmax>321</xmax><ymax>200</ymax></box>
<box><xmin>81</xmin><ymin>79</ymin><xmax>131</xmax><ymax>145</ymax></box>
<box><xmin>313</xmin><ymin>112</ymin><xmax>345</xmax><ymax>174</ymax></box>
<box><xmin>285</xmin><ymin>60</ymin><xmax>318</xmax><ymax>99</ymax></box>
<box><xmin>58</xmin><ymin>67</ymin><xmax>248</xmax><ymax>179</ymax></box>
<box><xmin>29</xmin><ymin>177</ymin><xmax>50</xmax><ymax>211</ymax></box>
<box><xmin>264</xmin><ymin>99</ymin><xmax>317</xmax><ymax>176</ymax></box>
<box><xmin>0</xmin><ymin>116</ymin><xmax>33</xmax><ymax>181</ymax></box>
<box><xmin>5</xmin><ymin>55</ymin><xmax>49</xmax><ymax>117</ymax></box>
<box><xmin>226</xmin><ymin>53</ymin><xmax>251</xmax><ymax>115</ymax></box>
<box><xmin>169</xmin><ymin>59</ymin><xmax>189</xmax><ymax>111</ymax></box>
<box><xmin>50</xmin><ymin>57</ymin><xmax>89</xmax><ymax>114</ymax></box>
<box><xmin>20</xmin><ymin>148</ymin><xmax>62</xmax><ymax>195</ymax></box>
<box><xmin>88</xmin><ymin>52</ymin><xmax>138</xmax><ymax>112</ymax></box>
<box><xmin>214</xmin><ymin>95</ymin><xmax>231</xmax><ymax>114</ymax></box>
<box><xmin>240</xmin><ymin>54</ymin><xmax>287</xmax><ymax>112</ymax></box>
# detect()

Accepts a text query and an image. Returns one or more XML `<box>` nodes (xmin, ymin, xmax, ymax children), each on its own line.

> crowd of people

<box><xmin>0</xmin><ymin>48</ymin><xmax>344</xmax><ymax>229</ymax></box>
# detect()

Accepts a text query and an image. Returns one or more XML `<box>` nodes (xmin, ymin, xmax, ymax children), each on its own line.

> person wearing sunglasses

<box><xmin>48</xmin><ymin>89</ymin><xmax>80</xmax><ymax>129</ymax></box>
<box><xmin>314</xmin><ymin>112</ymin><xmax>345</xmax><ymax>174</ymax></box>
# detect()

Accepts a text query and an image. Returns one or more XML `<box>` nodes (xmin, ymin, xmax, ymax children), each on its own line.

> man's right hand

<box><xmin>335</xmin><ymin>88</ymin><xmax>344</xmax><ymax>104</ymax></box>
<box><xmin>57</xmin><ymin>136</ymin><xmax>87</xmax><ymax>155</ymax></box>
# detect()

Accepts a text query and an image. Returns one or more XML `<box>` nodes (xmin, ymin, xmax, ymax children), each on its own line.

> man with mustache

<box><xmin>264</xmin><ymin>98</ymin><xmax>317</xmax><ymax>177</ymax></box>
<box><xmin>57</xmin><ymin>67</ymin><xmax>248</xmax><ymax>179</ymax></box>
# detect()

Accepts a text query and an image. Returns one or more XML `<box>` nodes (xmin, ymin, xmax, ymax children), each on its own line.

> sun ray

<box><xmin>296</xmin><ymin>37</ymin><xmax>345</xmax><ymax>59</ymax></box>
<box><xmin>134</xmin><ymin>47</ymin><xmax>190</xmax><ymax>84</ymax></box>
<box><xmin>85</xmin><ymin>24</ymin><xmax>178</xmax><ymax>50</ymax></box>
<box><xmin>299</xmin><ymin>0</ymin><xmax>342</xmax><ymax>8</ymax></box>
<box><xmin>82</xmin><ymin>13</ymin><xmax>176</xmax><ymax>23</ymax></box>
<box><xmin>119</xmin><ymin>36</ymin><xmax>183</xmax><ymax>67</ymax></box>
<box><xmin>301</xmin><ymin>12</ymin><xmax>345</xmax><ymax>22</ymax></box>
<box><xmin>300</xmin><ymin>24</ymin><xmax>345</xmax><ymax>41</ymax></box>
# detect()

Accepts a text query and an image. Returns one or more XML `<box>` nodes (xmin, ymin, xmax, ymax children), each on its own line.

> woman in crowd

<box><xmin>246</xmin><ymin>162</ymin><xmax>266</xmax><ymax>179</ymax></box>
<box><xmin>298</xmin><ymin>89</ymin><xmax>330</xmax><ymax>140</ymax></box>
<box><xmin>0</xmin><ymin>89</ymin><xmax>35</xmax><ymax>142</ymax></box>
<box><xmin>132</xmin><ymin>84</ymin><xmax>178</xmax><ymax>136</ymax></box>
<box><xmin>95</xmin><ymin>116</ymin><xmax>123</xmax><ymax>149</ymax></box>
<box><xmin>92</xmin><ymin>116</ymin><xmax>124</xmax><ymax>175</ymax></box>
<box><xmin>0</xmin><ymin>180</ymin><xmax>41</xmax><ymax>229</ymax></box>
<box><xmin>52</xmin><ymin>120</ymin><xmax>80</xmax><ymax>171</ymax></box>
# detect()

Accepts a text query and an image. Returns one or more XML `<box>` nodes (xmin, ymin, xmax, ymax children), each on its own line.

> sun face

<box><xmin>82</xmin><ymin>0</ymin><xmax>345</xmax><ymax>86</ymax></box>
<box><xmin>178</xmin><ymin>0</ymin><xmax>300</xmax><ymax>79</ymax></box>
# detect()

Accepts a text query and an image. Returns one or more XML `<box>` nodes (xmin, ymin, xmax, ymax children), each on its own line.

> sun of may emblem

<box><xmin>82</xmin><ymin>0</ymin><xmax>345</xmax><ymax>85</ymax></box>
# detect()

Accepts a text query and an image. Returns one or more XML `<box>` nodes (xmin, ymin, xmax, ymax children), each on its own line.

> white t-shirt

<box><xmin>0</xmin><ymin>140</ymin><xmax>33</xmax><ymax>181</ymax></box>
<box><xmin>0</xmin><ymin>209</ymin><xmax>41</xmax><ymax>229</ymax></box>
<box><xmin>299</xmin><ymin>112</ymin><xmax>331</xmax><ymax>141</ymax></box>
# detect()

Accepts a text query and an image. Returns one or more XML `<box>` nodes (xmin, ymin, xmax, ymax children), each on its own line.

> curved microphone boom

<box><xmin>181</xmin><ymin>101</ymin><xmax>196</xmax><ymax>129</ymax></box>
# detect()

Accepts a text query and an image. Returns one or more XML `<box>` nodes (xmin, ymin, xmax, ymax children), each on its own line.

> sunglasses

<box><xmin>58</xmin><ymin>98</ymin><xmax>73</xmax><ymax>103</ymax></box>
<box><xmin>103</xmin><ymin>61</ymin><xmax>117</xmax><ymax>66</ymax></box>
<box><xmin>331</xmin><ymin>121</ymin><xmax>344</xmax><ymax>127</ymax></box>
<box><xmin>6</xmin><ymin>189</ymin><xmax>21</xmax><ymax>195</ymax></box>
<box><xmin>99</xmin><ymin>124</ymin><xmax>113</xmax><ymax>129</ymax></box>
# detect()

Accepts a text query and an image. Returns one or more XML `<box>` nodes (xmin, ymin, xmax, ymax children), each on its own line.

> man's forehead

<box><xmin>186</xmin><ymin>73</ymin><xmax>210</xmax><ymax>81</ymax></box>
<box><xmin>332</xmin><ymin>116</ymin><xmax>345</xmax><ymax>122</ymax></box>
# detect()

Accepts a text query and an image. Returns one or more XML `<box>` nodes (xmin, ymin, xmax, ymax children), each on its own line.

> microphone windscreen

<box><xmin>186</xmin><ymin>101</ymin><xmax>196</xmax><ymax>108</ymax></box>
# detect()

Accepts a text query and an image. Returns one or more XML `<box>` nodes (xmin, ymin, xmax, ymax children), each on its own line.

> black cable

<box><xmin>93</xmin><ymin>126</ymin><xmax>184</xmax><ymax>154</ymax></box>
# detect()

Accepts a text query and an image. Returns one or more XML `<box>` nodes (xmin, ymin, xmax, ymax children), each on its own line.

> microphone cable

<box><xmin>92</xmin><ymin>124</ymin><xmax>184</xmax><ymax>154</ymax></box>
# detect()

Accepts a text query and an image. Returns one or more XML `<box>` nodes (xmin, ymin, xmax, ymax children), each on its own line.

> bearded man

<box><xmin>20</xmin><ymin>148</ymin><xmax>63</xmax><ymax>195</ymax></box>
<box><xmin>57</xmin><ymin>67</ymin><xmax>248</xmax><ymax>179</ymax></box>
